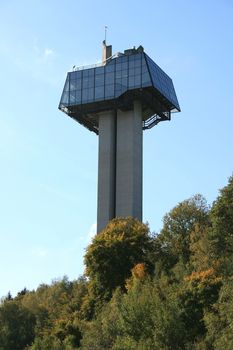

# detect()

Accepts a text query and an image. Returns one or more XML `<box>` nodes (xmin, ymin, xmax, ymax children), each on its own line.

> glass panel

<box><xmin>128</xmin><ymin>76</ymin><xmax>134</xmax><ymax>88</ymax></box>
<box><xmin>76</xmin><ymin>79</ymin><xmax>82</xmax><ymax>90</ymax></box>
<box><xmin>106</xmin><ymin>63</ymin><xmax>115</xmax><ymax>72</ymax></box>
<box><xmin>116</xmin><ymin>70</ymin><xmax>121</xmax><ymax>78</ymax></box>
<box><xmin>82</xmin><ymin>89</ymin><xmax>88</xmax><ymax>102</ymax></box>
<box><xmin>83</xmin><ymin>70</ymin><xmax>88</xmax><ymax>78</ymax></box>
<box><xmin>83</xmin><ymin>77</ymin><xmax>88</xmax><ymax>89</ymax></box>
<box><xmin>88</xmin><ymin>88</ymin><xmax>94</xmax><ymax>101</ymax></box>
<box><xmin>134</xmin><ymin>59</ymin><xmax>141</xmax><ymax>68</ymax></box>
<box><xmin>120</xmin><ymin>56</ymin><xmax>128</xmax><ymax>63</ymax></box>
<box><xmin>135</xmin><ymin>67</ymin><xmax>141</xmax><ymax>75</ymax></box>
<box><xmin>116</xmin><ymin>56</ymin><xmax>124</xmax><ymax>63</ymax></box>
<box><xmin>105</xmin><ymin>84</ymin><xmax>114</xmax><ymax>98</ymax></box>
<box><xmin>129</xmin><ymin>68</ymin><xmax>134</xmax><ymax>76</ymax></box>
<box><xmin>128</xmin><ymin>55</ymin><xmax>135</xmax><ymax>62</ymax></box>
<box><xmin>95</xmin><ymin>86</ymin><xmax>104</xmax><ymax>99</ymax></box>
<box><xmin>75</xmin><ymin>71</ymin><xmax>82</xmax><ymax>79</ymax></box>
<box><xmin>145</xmin><ymin>53</ymin><xmax>180</xmax><ymax>110</ymax></box>
<box><xmin>134</xmin><ymin>54</ymin><xmax>141</xmax><ymax>61</ymax></box>
<box><xmin>142</xmin><ymin>71</ymin><xmax>151</xmax><ymax>86</ymax></box>
<box><xmin>95</xmin><ymin>74</ymin><xmax>104</xmax><ymax>86</ymax></box>
<box><xmin>116</xmin><ymin>62</ymin><xmax>122</xmax><ymax>71</ymax></box>
<box><xmin>70</xmin><ymin>80</ymin><xmax>76</xmax><ymax>91</ymax></box>
<box><xmin>122</xmin><ymin>62</ymin><xmax>128</xmax><ymax>70</ymax></box>
<box><xmin>70</xmin><ymin>91</ymin><xmax>76</xmax><ymax>104</ymax></box>
<box><xmin>61</xmin><ymin>91</ymin><xmax>69</xmax><ymax>104</ymax></box>
<box><xmin>141</xmin><ymin>65</ymin><xmax>148</xmax><ymax>74</ymax></box>
<box><xmin>116</xmin><ymin>77</ymin><xmax>121</xmax><ymax>86</ymax></box>
<box><xmin>121</xmin><ymin>70</ymin><xmax>128</xmax><ymax>78</ymax></box>
<box><xmin>121</xmin><ymin>77</ymin><xmax>128</xmax><ymax>87</ymax></box>
<box><xmin>129</xmin><ymin>60</ymin><xmax>135</xmax><ymax>69</ymax></box>
<box><xmin>115</xmin><ymin>89</ymin><xmax>122</xmax><ymax>97</ymax></box>
<box><xmin>88</xmin><ymin>75</ymin><xmax>94</xmax><ymax>88</ymax></box>
<box><xmin>76</xmin><ymin>90</ymin><xmax>81</xmax><ymax>103</ymax></box>
<box><xmin>70</xmin><ymin>72</ymin><xmax>76</xmax><ymax>80</ymax></box>
<box><xmin>95</xmin><ymin>66</ymin><xmax>104</xmax><ymax>75</ymax></box>
<box><xmin>134</xmin><ymin>75</ymin><xmax>141</xmax><ymax>86</ymax></box>
<box><xmin>64</xmin><ymin>77</ymin><xmax>70</xmax><ymax>92</ymax></box>
<box><xmin>105</xmin><ymin>72</ymin><xmax>114</xmax><ymax>84</ymax></box>
<box><xmin>115</xmin><ymin>84</ymin><xmax>127</xmax><ymax>97</ymax></box>
<box><xmin>69</xmin><ymin>72</ymin><xmax>77</xmax><ymax>80</ymax></box>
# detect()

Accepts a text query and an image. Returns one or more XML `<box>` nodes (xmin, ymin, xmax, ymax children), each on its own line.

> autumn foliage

<box><xmin>0</xmin><ymin>175</ymin><xmax>233</xmax><ymax>349</ymax></box>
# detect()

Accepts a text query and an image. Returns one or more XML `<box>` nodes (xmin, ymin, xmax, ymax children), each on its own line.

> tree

<box><xmin>114</xmin><ymin>278</ymin><xmax>185</xmax><ymax>350</ymax></box>
<box><xmin>81</xmin><ymin>276</ymin><xmax>186</xmax><ymax>350</ymax></box>
<box><xmin>0</xmin><ymin>300</ymin><xmax>36</xmax><ymax>350</ymax></box>
<box><xmin>189</xmin><ymin>223</ymin><xmax>211</xmax><ymax>272</ymax></box>
<box><xmin>84</xmin><ymin>217</ymin><xmax>152</xmax><ymax>306</ymax></box>
<box><xmin>157</xmin><ymin>195</ymin><xmax>210</xmax><ymax>275</ymax></box>
<box><xmin>21</xmin><ymin>276</ymin><xmax>87</xmax><ymax>347</ymax></box>
<box><xmin>80</xmin><ymin>290</ymin><xmax>122</xmax><ymax>350</ymax></box>
<box><xmin>209</xmin><ymin>175</ymin><xmax>233</xmax><ymax>274</ymax></box>
<box><xmin>204</xmin><ymin>279</ymin><xmax>233</xmax><ymax>350</ymax></box>
<box><xmin>178</xmin><ymin>268</ymin><xmax>222</xmax><ymax>345</ymax></box>
<box><xmin>27</xmin><ymin>335</ymin><xmax>64</xmax><ymax>350</ymax></box>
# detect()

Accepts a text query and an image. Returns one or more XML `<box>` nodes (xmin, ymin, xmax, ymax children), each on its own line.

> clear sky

<box><xmin>0</xmin><ymin>0</ymin><xmax>232</xmax><ymax>297</ymax></box>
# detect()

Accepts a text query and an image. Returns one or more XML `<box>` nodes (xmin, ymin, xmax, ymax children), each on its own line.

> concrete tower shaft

<box><xmin>97</xmin><ymin>101</ymin><xmax>142</xmax><ymax>232</ymax></box>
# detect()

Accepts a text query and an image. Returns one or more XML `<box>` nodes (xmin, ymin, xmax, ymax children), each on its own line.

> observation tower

<box><xmin>59</xmin><ymin>42</ymin><xmax>180</xmax><ymax>232</ymax></box>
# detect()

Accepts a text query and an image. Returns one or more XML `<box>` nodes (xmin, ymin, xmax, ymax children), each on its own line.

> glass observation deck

<box><xmin>59</xmin><ymin>47</ymin><xmax>180</xmax><ymax>134</ymax></box>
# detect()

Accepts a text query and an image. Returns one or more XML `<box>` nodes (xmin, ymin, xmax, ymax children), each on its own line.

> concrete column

<box><xmin>115</xmin><ymin>100</ymin><xmax>142</xmax><ymax>220</ymax></box>
<box><xmin>97</xmin><ymin>110</ymin><xmax>116</xmax><ymax>233</ymax></box>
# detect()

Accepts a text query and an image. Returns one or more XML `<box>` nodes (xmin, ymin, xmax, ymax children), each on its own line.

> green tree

<box><xmin>156</xmin><ymin>195</ymin><xmax>210</xmax><ymax>276</ymax></box>
<box><xmin>0</xmin><ymin>300</ymin><xmax>36</xmax><ymax>350</ymax></box>
<box><xmin>84</xmin><ymin>217</ymin><xmax>152</xmax><ymax>306</ymax></box>
<box><xmin>115</xmin><ymin>279</ymin><xmax>185</xmax><ymax>350</ymax></box>
<box><xmin>209</xmin><ymin>175</ymin><xmax>233</xmax><ymax>275</ymax></box>
<box><xmin>81</xmin><ymin>276</ymin><xmax>186</xmax><ymax>350</ymax></box>
<box><xmin>204</xmin><ymin>279</ymin><xmax>233</xmax><ymax>350</ymax></box>
<box><xmin>189</xmin><ymin>223</ymin><xmax>211</xmax><ymax>272</ymax></box>
<box><xmin>80</xmin><ymin>290</ymin><xmax>122</xmax><ymax>350</ymax></box>
<box><xmin>27</xmin><ymin>335</ymin><xmax>64</xmax><ymax>350</ymax></box>
<box><xmin>178</xmin><ymin>268</ymin><xmax>222</xmax><ymax>345</ymax></box>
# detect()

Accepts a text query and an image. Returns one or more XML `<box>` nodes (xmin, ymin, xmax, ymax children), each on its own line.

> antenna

<box><xmin>104</xmin><ymin>25</ymin><xmax>108</xmax><ymax>43</ymax></box>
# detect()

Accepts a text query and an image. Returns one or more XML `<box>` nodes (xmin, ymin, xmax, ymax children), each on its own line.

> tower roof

<box><xmin>59</xmin><ymin>47</ymin><xmax>180</xmax><ymax>134</ymax></box>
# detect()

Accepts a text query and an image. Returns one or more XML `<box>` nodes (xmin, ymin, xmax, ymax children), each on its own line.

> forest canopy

<box><xmin>0</xmin><ymin>175</ymin><xmax>233</xmax><ymax>350</ymax></box>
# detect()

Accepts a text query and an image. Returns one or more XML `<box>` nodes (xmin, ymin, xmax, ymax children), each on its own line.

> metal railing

<box><xmin>72</xmin><ymin>52</ymin><xmax>123</xmax><ymax>71</ymax></box>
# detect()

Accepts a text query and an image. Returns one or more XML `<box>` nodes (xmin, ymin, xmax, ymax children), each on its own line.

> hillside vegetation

<box><xmin>0</xmin><ymin>175</ymin><xmax>233</xmax><ymax>350</ymax></box>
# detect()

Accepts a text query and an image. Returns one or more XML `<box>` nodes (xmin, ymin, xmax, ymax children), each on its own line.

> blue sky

<box><xmin>0</xmin><ymin>0</ymin><xmax>232</xmax><ymax>297</ymax></box>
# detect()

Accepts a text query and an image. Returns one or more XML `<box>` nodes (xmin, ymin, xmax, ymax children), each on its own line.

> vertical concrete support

<box><xmin>115</xmin><ymin>100</ymin><xmax>142</xmax><ymax>220</ymax></box>
<box><xmin>97</xmin><ymin>110</ymin><xmax>116</xmax><ymax>233</ymax></box>
<box><xmin>102</xmin><ymin>40</ymin><xmax>112</xmax><ymax>63</ymax></box>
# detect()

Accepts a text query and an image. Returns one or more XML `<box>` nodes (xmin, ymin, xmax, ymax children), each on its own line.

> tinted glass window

<box><xmin>95</xmin><ymin>66</ymin><xmax>104</xmax><ymax>75</ymax></box>
<box><xmin>95</xmin><ymin>74</ymin><xmax>104</xmax><ymax>86</ymax></box>
<box><xmin>76</xmin><ymin>90</ymin><xmax>81</xmax><ymax>103</ymax></box>
<box><xmin>88</xmin><ymin>88</ymin><xmax>94</xmax><ymax>101</ymax></box>
<box><xmin>95</xmin><ymin>86</ymin><xmax>104</xmax><ymax>99</ymax></box>
<box><xmin>142</xmin><ymin>71</ymin><xmax>151</xmax><ymax>86</ymax></box>
<box><xmin>134</xmin><ymin>75</ymin><xmax>141</xmax><ymax>87</ymax></box>
<box><xmin>105</xmin><ymin>72</ymin><xmax>114</xmax><ymax>84</ymax></box>
<box><xmin>64</xmin><ymin>78</ymin><xmax>70</xmax><ymax>91</ymax></box>
<box><xmin>83</xmin><ymin>77</ymin><xmax>89</xmax><ymax>89</ymax></box>
<box><xmin>70</xmin><ymin>80</ymin><xmax>76</xmax><ymax>91</ymax></box>
<box><xmin>82</xmin><ymin>89</ymin><xmax>88</xmax><ymax>102</ymax></box>
<box><xmin>106</xmin><ymin>60</ymin><xmax>115</xmax><ymax>72</ymax></box>
<box><xmin>70</xmin><ymin>91</ymin><xmax>76</xmax><ymax>104</ymax></box>
<box><xmin>105</xmin><ymin>84</ymin><xmax>114</xmax><ymax>98</ymax></box>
